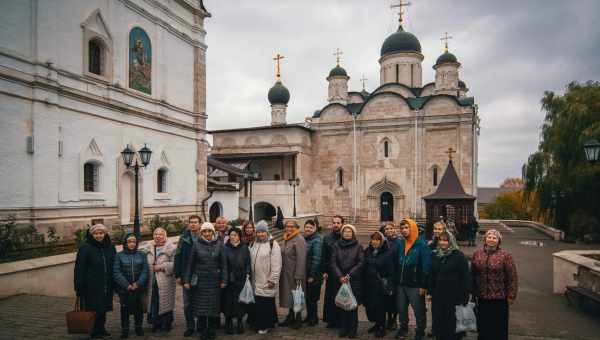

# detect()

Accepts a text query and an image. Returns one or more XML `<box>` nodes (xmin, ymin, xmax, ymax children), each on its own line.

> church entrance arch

<box><xmin>209</xmin><ymin>202</ymin><xmax>223</xmax><ymax>222</ymax></box>
<box><xmin>380</xmin><ymin>192</ymin><xmax>394</xmax><ymax>222</ymax></box>
<box><xmin>254</xmin><ymin>202</ymin><xmax>276</xmax><ymax>223</ymax></box>
<box><xmin>367</xmin><ymin>177</ymin><xmax>405</xmax><ymax>223</ymax></box>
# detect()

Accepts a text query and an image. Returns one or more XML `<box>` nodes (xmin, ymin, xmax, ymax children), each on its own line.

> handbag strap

<box><xmin>74</xmin><ymin>297</ymin><xmax>80</xmax><ymax>311</ymax></box>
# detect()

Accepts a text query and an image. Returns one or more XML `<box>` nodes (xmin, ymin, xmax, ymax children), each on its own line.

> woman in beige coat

<box><xmin>279</xmin><ymin>219</ymin><xmax>307</xmax><ymax>329</ymax></box>
<box><xmin>249</xmin><ymin>220</ymin><xmax>282</xmax><ymax>335</ymax></box>
<box><xmin>145</xmin><ymin>227</ymin><xmax>176</xmax><ymax>333</ymax></box>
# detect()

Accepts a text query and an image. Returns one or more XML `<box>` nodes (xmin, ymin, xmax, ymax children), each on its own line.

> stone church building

<box><xmin>0</xmin><ymin>0</ymin><xmax>211</xmax><ymax>237</ymax></box>
<box><xmin>210</xmin><ymin>18</ymin><xmax>479</xmax><ymax>225</ymax></box>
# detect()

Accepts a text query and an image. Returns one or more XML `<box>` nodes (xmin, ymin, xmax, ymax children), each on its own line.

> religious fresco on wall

<box><xmin>129</xmin><ymin>27</ymin><xmax>152</xmax><ymax>94</ymax></box>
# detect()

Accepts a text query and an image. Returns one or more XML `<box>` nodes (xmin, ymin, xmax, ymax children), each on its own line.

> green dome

<box><xmin>435</xmin><ymin>51</ymin><xmax>458</xmax><ymax>65</ymax></box>
<box><xmin>380</xmin><ymin>26</ymin><xmax>422</xmax><ymax>56</ymax></box>
<box><xmin>268</xmin><ymin>80</ymin><xmax>290</xmax><ymax>105</ymax></box>
<box><xmin>329</xmin><ymin>65</ymin><xmax>348</xmax><ymax>77</ymax></box>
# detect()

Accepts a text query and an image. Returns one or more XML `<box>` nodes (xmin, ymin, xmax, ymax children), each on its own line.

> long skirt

<box><xmin>254</xmin><ymin>296</ymin><xmax>278</xmax><ymax>330</ymax></box>
<box><xmin>323</xmin><ymin>274</ymin><xmax>340</xmax><ymax>326</ymax></box>
<box><xmin>148</xmin><ymin>276</ymin><xmax>173</xmax><ymax>328</ymax></box>
<box><xmin>476</xmin><ymin>298</ymin><xmax>508</xmax><ymax>340</ymax></box>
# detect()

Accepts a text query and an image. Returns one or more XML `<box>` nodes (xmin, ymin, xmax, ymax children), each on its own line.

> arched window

<box><xmin>88</xmin><ymin>39</ymin><xmax>103</xmax><ymax>75</ymax></box>
<box><xmin>336</xmin><ymin>168</ymin><xmax>344</xmax><ymax>187</ymax></box>
<box><xmin>83</xmin><ymin>162</ymin><xmax>100</xmax><ymax>192</ymax></box>
<box><xmin>157</xmin><ymin>168</ymin><xmax>168</xmax><ymax>193</ymax></box>
<box><xmin>384</xmin><ymin>140</ymin><xmax>390</xmax><ymax>158</ymax></box>
<box><xmin>433</xmin><ymin>166</ymin><xmax>439</xmax><ymax>186</ymax></box>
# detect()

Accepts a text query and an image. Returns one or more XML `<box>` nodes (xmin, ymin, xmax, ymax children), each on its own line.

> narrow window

<box><xmin>88</xmin><ymin>39</ymin><xmax>102</xmax><ymax>75</ymax></box>
<box><xmin>157</xmin><ymin>168</ymin><xmax>167</xmax><ymax>193</ymax></box>
<box><xmin>433</xmin><ymin>167</ymin><xmax>438</xmax><ymax>186</ymax></box>
<box><xmin>395</xmin><ymin>64</ymin><xmax>399</xmax><ymax>83</ymax></box>
<box><xmin>84</xmin><ymin>162</ymin><xmax>99</xmax><ymax>192</ymax></box>
<box><xmin>336</xmin><ymin>168</ymin><xmax>344</xmax><ymax>187</ymax></box>
<box><xmin>384</xmin><ymin>140</ymin><xmax>390</xmax><ymax>158</ymax></box>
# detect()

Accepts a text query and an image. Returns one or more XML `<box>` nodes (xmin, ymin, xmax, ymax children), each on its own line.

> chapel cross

<box><xmin>360</xmin><ymin>75</ymin><xmax>368</xmax><ymax>90</ymax></box>
<box><xmin>445</xmin><ymin>147</ymin><xmax>457</xmax><ymax>161</ymax></box>
<box><xmin>441</xmin><ymin>32</ymin><xmax>453</xmax><ymax>52</ymax></box>
<box><xmin>333</xmin><ymin>48</ymin><xmax>343</xmax><ymax>66</ymax></box>
<box><xmin>390</xmin><ymin>0</ymin><xmax>411</xmax><ymax>25</ymax></box>
<box><xmin>273</xmin><ymin>53</ymin><xmax>285</xmax><ymax>80</ymax></box>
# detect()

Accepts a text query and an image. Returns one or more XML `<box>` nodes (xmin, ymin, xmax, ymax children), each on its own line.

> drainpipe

<box><xmin>201</xmin><ymin>191</ymin><xmax>214</xmax><ymax>222</ymax></box>
<box><xmin>352</xmin><ymin>112</ymin><xmax>358</xmax><ymax>223</ymax></box>
<box><xmin>414</xmin><ymin>111</ymin><xmax>418</xmax><ymax>218</ymax></box>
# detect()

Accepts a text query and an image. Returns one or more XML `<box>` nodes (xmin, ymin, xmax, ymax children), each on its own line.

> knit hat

<box><xmin>200</xmin><ymin>222</ymin><xmax>215</xmax><ymax>234</ymax></box>
<box><xmin>89</xmin><ymin>223</ymin><xmax>108</xmax><ymax>234</ymax></box>
<box><xmin>255</xmin><ymin>220</ymin><xmax>269</xmax><ymax>233</ymax></box>
<box><xmin>485</xmin><ymin>229</ymin><xmax>503</xmax><ymax>244</ymax></box>
<box><xmin>341</xmin><ymin>224</ymin><xmax>357</xmax><ymax>236</ymax></box>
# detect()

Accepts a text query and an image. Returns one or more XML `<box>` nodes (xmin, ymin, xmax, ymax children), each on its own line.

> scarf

<box><xmin>435</xmin><ymin>231</ymin><xmax>459</xmax><ymax>258</ymax></box>
<box><xmin>484</xmin><ymin>244</ymin><xmax>499</xmax><ymax>255</ymax></box>
<box><xmin>283</xmin><ymin>228</ymin><xmax>300</xmax><ymax>241</ymax></box>
<box><xmin>402</xmin><ymin>218</ymin><xmax>419</xmax><ymax>255</ymax></box>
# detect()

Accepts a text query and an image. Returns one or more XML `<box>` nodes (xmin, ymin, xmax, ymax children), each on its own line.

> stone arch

<box><xmin>367</xmin><ymin>177</ymin><xmax>405</xmax><ymax>223</ymax></box>
<box><xmin>358</xmin><ymin>93</ymin><xmax>411</xmax><ymax>121</ymax></box>
<box><xmin>244</xmin><ymin>135</ymin><xmax>261</xmax><ymax>146</ymax></box>
<box><xmin>271</xmin><ymin>134</ymin><xmax>288</xmax><ymax>145</ymax></box>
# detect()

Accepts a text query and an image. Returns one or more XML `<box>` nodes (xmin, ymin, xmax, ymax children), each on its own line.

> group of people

<box><xmin>74</xmin><ymin>214</ymin><xmax>518</xmax><ymax>340</ymax></box>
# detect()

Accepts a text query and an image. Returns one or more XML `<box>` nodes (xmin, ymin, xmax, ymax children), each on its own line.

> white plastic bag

<box><xmin>335</xmin><ymin>282</ymin><xmax>358</xmax><ymax>311</ymax></box>
<box><xmin>455</xmin><ymin>302</ymin><xmax>477</xmax><ymax>333</ymax></box>
<box><xmin>238</xmin><ymin>276</ymin><xmax>255</xmax><ymax>304</ymax></box>
<box><xmin>292</xmin><ymin>283</ymin><xmax>306</xmax><ymax>313</ymax></box>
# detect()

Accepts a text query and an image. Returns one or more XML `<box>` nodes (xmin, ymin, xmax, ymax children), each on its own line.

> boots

<box><xmin>291</xmin><ymin>312</ymin><xmax>302</xmax><ymax>329</ymax></box>
<box><xmin>225</xmin><ymin>317</ymin><xmax>234</xmax><ymax>335</ymax></box>
<box><xmin>375</xmin><ymin>325</ymin><xmax>386</xmax><ymax>338</ymax></box>
<box><xmin>279</xmin><ymin>311</ymin><xmax>294</xmax><ymax>327</ymax></box>
<box><xmin>236</xmin><ymin>318</ymin><xmax>244</xmax><ymax>334</ymax></box>
<box><xmin>120</xmin><ymin>328</ymin><xmax>129</xmax><ymax>339</ymax></box>
<box><xmin>134</xmin><ymin>326</ymin><xmax>143</xmax><ymax>336</ymax></box>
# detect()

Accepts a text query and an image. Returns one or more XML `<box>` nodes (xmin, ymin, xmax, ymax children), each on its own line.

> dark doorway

<box><xmin>380</xmin><ymin>192</ymin><xmax>394</xmax><ymax>222</ymax></box>
<box><xmin>254</xmin><ymin>202</ymin><xmax>277</xmax><ymax>223</ymax></box>
<box><xmin>209</xmin><ymin>202</ymin><xmax>222</xmax><ymax>222</ymax></box>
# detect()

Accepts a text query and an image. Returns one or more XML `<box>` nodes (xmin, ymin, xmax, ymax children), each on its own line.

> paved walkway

<box><xmin>0</xmin><ymin>226</ymin><xmax>598</xmax><ymax>340</ymax></box>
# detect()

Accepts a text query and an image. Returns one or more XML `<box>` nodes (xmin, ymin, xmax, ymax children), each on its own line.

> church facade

<box><xmin>210</xmin><ymin>18</ymin><xmax>479</xmax><ymax>225</ymax></box>
<box><xmin>0</xmin><ymin>0</ymin><xmax>210</xmax><ymax>237</ymax></box>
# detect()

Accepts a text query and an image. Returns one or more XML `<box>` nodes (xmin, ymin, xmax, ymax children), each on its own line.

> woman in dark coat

<box><xmin>331</xmin><ymin>224</ymin><xmax>364</xmax><ymax>338</ymax></box>
<box><xmin>363</xmin><ymin>231</ymin><xmax>394</xmax><ymax>338</ymax></box>
<box><xmin>74</xmin><ymin>224</ymin><xmax>116</xmax><ymax>339</ymax></box>
<box><xmin>113</xmin><ymin>233</ymin><xmax>149</xmax><ymax>338</ymax></box>
<box><xmin>303</xmin><ymin>219</ymin><xmax>322</xmax><ymax>326</ymax></box>
<box><xmin>429</xmin><ymin>230</ymin><xmax>471</xmax><ymax>340</ymax></box>
<box><xmin>381</xmin><ymin>222</ymin><xmax>399</xmax><ymax>331</ymax></box>
<box><xmin>184</xmin><ymin>222</ymin><xmax>228</xmax><ymax>340</ymax></box>
<box><xmin>222</xmin><ymin>227</ymin><xmax>251</xmax><ymax>334</ymax></box>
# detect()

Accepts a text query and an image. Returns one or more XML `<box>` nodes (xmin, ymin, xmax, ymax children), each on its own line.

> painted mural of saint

<box><xmin>129</xmin><ymin>28</ymin><xmax>152</xmax><ymax>94</ymax></box>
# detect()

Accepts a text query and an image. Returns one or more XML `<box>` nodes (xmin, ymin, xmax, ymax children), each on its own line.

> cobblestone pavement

<box><xmin>1</xmin><ymin>227</ymin><xmax>599</xmax><ymax>340</ymax></box>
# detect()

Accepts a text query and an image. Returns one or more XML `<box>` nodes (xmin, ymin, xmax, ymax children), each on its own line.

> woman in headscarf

<box><xmin>380</xmin><ymin>221</ymin><xmax>399</xmax><ymax>331</ymax></box>
<box><xmin>428</xmin><ymin>230</ymin><xmax>471</xmax><ymax>340</ymax></box>
<box><xmin>471</xmin><ymin>229</ymin><xmax>518</xmax><ymax>340</ymax></box>
<box><xmin>331</xmin><ymin>224</ymin><xmax>364</xmax><ymax>338</ymax></box>
<box><xmin>184</xmin><ymin>222</ymin><xmax>227</xmax><ymax>340</ymax></box>
<box><xmin>249</xmin><ymin>220</ymin><xmax>282</xmax><ymax>335</ymax></box>
<box><xmin>279</xmin><ymin>219</ymin><xmax>307</xmax><ymax>329</ymax></box>
<box><xmin>363</xmin><ymin>231</ymin><xmax>394</xmax><ymax>338</ymax></box>
<box><xmin>145</xmin><ymin>227</ymin><xmax>176</xmax><ymax>333</ymax></box>
<box><xmin>222</xmin><ymin>227</ymin><xmax>251</xmax><ymax>334</ymax></box>
<box><xmin>113</xmin><ymin>233</ymin><xmax>149</xmax><ymax>338</ymax></box>
<box><xmin>74</xmin><ymin>224</ymin><xmax>116</xmax><ymax>339</ymax></box>
<box><xmin>429</xmin><ymin>221</ymin><xmax>447</xmax><ymax>251</ymax></box>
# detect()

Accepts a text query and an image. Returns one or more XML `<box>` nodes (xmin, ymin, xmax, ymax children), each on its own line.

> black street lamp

<box><xmin>121</xmin><ymin>144</ymin><xmax>152</xmax><ymax>238</ymax></box>
<box><xmin>584</xmin><ymin>139</ymin><xmax>600</xmax><ymax>164</ymax></box>
<box><xmin>551</xmin><ymin>191</ymin><xmax>566</xmax><ymax>229</ymax></box>
<box><xmin>288</xmin><ymin>177</ymin><xmax>300</xmax><ymax>217</ymax></box>
<box><xmin>244</xmin><ymin>171</ymin><xmax>259</xmax><ymax>222</ymax></box>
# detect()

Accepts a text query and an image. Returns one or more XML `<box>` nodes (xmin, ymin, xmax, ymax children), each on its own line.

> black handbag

<box><xmin>377</xmin><ymin>273</ymin><xmax>394</xmax><ymax>296</ymax></box>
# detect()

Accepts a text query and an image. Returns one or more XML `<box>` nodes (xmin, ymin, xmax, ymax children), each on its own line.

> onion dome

<box><xmin>329</xmin><ymin>65</ymin><xmax>348</xmax><ymax>77</ymax></box>
<box><xmin>435</xmin><ymin>51</ymin><xmax>458</xmax><ymax>65</ymax></box>
<box><xmin>458</xmin><ymin>80</ymin><xmax>466</xmax><ymax>89</ymax></box>
<box><xmin>380</xmin><ymin>25</ymin><xmax>422</xmax><ymax>56</ymax></box>
<box><xmin>268</xmin><ymin>80</ymin><xmax>290</xmax><ymax>105</ymax></box>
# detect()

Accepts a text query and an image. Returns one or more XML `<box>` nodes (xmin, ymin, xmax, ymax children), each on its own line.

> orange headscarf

<box><xmin>401</xmin><ymin>218</ymin><xmax>419</xmax><ymax>255</ymax></box>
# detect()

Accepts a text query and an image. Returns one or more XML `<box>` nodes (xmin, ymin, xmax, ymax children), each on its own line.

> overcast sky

<box><xmin>203</xmin><ymin>0</ymin><xmax>600</xmax><ymax>187</ymax></box>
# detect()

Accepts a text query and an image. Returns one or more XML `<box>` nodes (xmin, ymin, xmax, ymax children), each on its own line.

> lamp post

<box><xmin>244</xmin><ymin>171</ymin><xmax>258</xmax><ymax>221</ymax></box>
<box><xmin>288</xmin><ymin>177</ymin><xmax>300</xmax><ymax>217</ymax></box>
<box><xmin>584</xmin><ymin>139</ymin><xmax>600</xmax><ymax>164</ymax></box>
<box><xmin>121</xmin><ymin>144</ymin><xmax>152</xmax><ymax>238</ymax></box>
<box><xmin>551</xmin><ymin>191</ymin><xmax>566</xmax><ymax>229</ymax></box>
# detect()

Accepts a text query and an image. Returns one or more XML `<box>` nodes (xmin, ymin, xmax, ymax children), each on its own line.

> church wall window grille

<box><xmin>433</xmin><ymin>166</ymin><xmax>438</xmax><ymax>186</ymax></box>
<box><xmin>128</xmin><ymin>27</ymin><xmax>152</xmax><ymax>95</ymax></box>
<box><xmin>83</xmin><ymin>162</ymin><xmax>100</xmax><ymax>192</ymax></box>
<box><xmin>157</xmin><ymin>168</ymin><xmax>168</xmax><ymax>193</ymax></box>
<box><xmin>336</xmin><ymin>168</ymin><xmax>344</xmax><ymax>187</ymax></box>
<box><xmin>88</xmin><ymin>39</ymin><xmax>103</xmax><ymax>75</ymax></box>
<box><xmin>384</xmin><ymin>140</ymin><xmax>390</xmax><ymax>158</ymax></box>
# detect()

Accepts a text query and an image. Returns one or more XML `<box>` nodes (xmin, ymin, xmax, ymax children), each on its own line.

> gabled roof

<box><xmin>423</xmin><ymin>160</ymin><xmax>475</xmax><ymax>200</ymax></box>
<box><xmin>207</xmin><ymin>156</ymin><xmax>248</xmax><ymax>177</ymax></box>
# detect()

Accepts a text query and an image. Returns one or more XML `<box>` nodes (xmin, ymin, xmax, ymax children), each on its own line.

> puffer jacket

<box><xmin>174</xmin><ymin>228</ymin><xmax>196</xmax><ymax>279</ymax></box>
<box><xmin>113</xmin><ymin>246</ymin><xmax>149</xmax><ymax>293</ymax></box>
<box><xmin>304</xmin><ymin>232</ymin><xmax>322</xmax><ymax>283</ymax></box>
<box><xmin>331</xmin><ymin>238</ymin><xmax>364</xmax><ymax>304</ymax></box>
<box><xmin>249</xmin><ymin>238</ymin><xmax>282</xmax><ymax>297</ymax></box>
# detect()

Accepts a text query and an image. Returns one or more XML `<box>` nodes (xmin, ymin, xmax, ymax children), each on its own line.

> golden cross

<box><xmin>360</xmin><ymin>74</ymin><xmax>368</xmax><ymax>90</ymax></box>
<box><xmin>445</xmin><ymin>147</ymin><xmax>457</xmax><ymax>161</ymax></box>
<box><xmin>273</xmin><ymin>53</ymin><xmax>285</xmax><ymax>80</ymax></box>
<box><xmin>390</xmin><ymin>0</ymin><xmax>411</xmax><ymax>25</ymax></box>
<box><xmin>441</xmin><ymin>32</ymin><xmax>453</xmax><ymax>52</ymax></box>
<box><xmin>333</xmin><ymin>48</ymin><xmax>343</xmax><ymax>66</ymax></box>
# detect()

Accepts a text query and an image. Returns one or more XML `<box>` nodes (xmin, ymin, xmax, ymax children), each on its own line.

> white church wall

<box><xmin>208</xmin><ymin>191</ymin><xmax>239</xmax><ymax>221</ymax></box>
